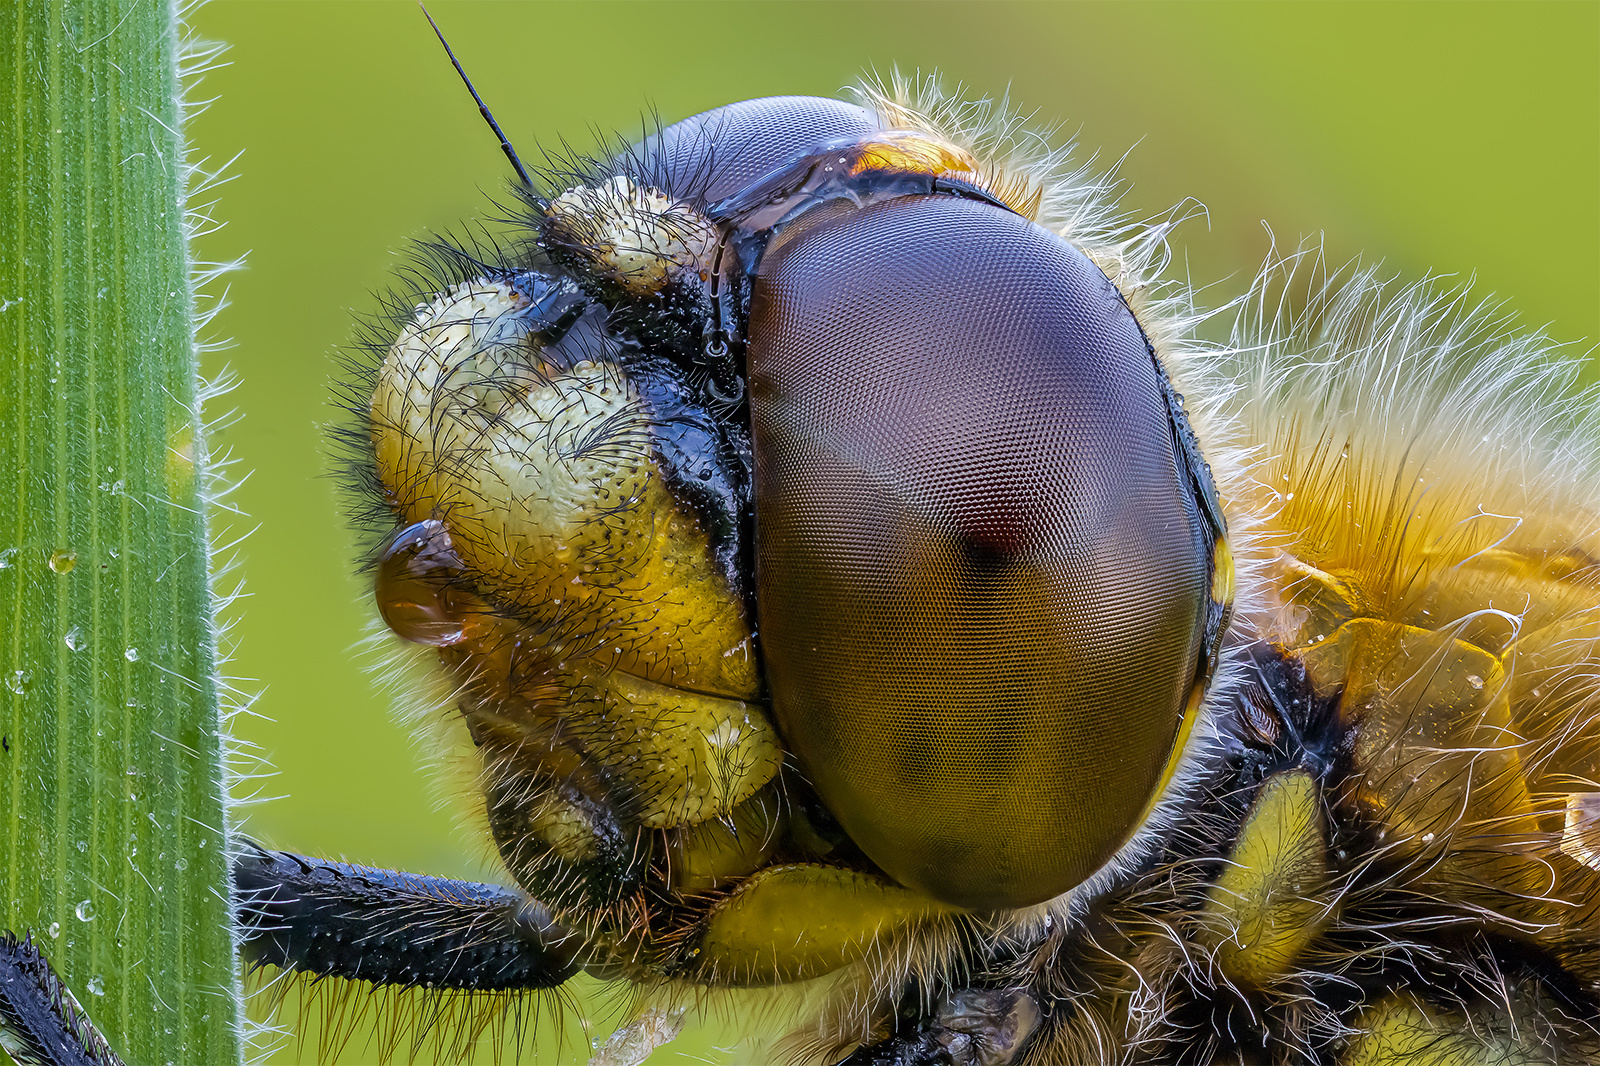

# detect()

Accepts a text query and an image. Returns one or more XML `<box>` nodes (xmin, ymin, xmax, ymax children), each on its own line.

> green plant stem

<box><xmin>0</xmin><ymin>1</ymin><xmax>242</xmax><ymax>1063</ymax></box>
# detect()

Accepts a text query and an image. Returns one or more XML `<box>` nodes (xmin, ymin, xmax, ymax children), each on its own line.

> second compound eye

<box><xmin>748</xmin><ymin>194</ymin><xmax>1216</xmax><ymax>910</ymax></box>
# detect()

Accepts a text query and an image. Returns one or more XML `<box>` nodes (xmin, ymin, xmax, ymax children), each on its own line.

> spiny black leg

<box><xmin>0</xmin><ymin>931</ymin><xmax>125</xmax><ymax>1066</ymax></box>
<box><xmin>233</xmin><ymin>840</ymin><xmax>580</xmax><ymax>991</ymax></box>
<box><xmin>841</xmin><ymin>988</ymin><xmax>1042</xmax><ymax>1066</ymax></box>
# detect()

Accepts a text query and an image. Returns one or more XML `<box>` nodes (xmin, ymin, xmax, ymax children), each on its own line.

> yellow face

<box><xmin>301</xmin><ymin>72</ymin><xmax>1600</xmax><ymax>1066</ymax></box>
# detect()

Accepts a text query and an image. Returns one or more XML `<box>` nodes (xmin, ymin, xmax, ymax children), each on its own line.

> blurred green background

<box><xmin>185</xmin><ymin>2</ymin><xmax>1598</xmax><ymax>1062</ymax></box>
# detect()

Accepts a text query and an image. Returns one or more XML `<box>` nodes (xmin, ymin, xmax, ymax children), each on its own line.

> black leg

<box><xmin>232</xmin><ymin>840</ymin><xmax>580</xmax><ymax>991</ymax></box>
<box><xmin>0</xmin><ymin>932</ymin><xmax>125</xmax><ymax>1066</ymax></box>
<box><xmin>840</xmin><ymin>988</ymin><xmax>1042</xmax><ymax>1066</ymax></box>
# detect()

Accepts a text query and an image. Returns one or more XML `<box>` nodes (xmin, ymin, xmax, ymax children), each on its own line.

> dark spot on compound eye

<box><xmin>958</xmin><ymin>534</ymin><xmax>1020</xmax><ymax>578</ymax></box>
<box><xmin>956</xmin><ymin>507</ymin><xmax>1036</xmax><ymax>570</ymax></box>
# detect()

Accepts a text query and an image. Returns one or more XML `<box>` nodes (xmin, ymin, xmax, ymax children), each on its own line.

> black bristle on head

<box><xmin>419</xmin><ymin>3</ymin><xmax>537</xmax><ymax>196</ymax></box>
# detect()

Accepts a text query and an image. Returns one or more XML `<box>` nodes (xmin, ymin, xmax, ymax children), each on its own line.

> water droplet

<box><xmin>48</xmin><ymin>550</ymin><xmax>77</xmax><ymax>574</ymax></box>
<box><xmin>1466</xmin><ymin>674</ymin><xmax>1484</xmax><ymax>690</ymax></box>
<box><xmin>0</xmin><ymin>548</ymin><xmax>15</xmax><ymax>569</ymax></box>
<box><xmin>173</xmin><ymin>857</ymin><xmax>188</xmax><ymax>872</ymax></box>
<box><xmin>75</xmin><ymin>899</ymin><xmax>95</xmax><ymax>922</ymax></box>
<box><xmin>86</xmin><ymin>975</ymin><xmax>104</xmax><ymax>996</ymax></box>
<box><xmin>46</xmin><ymin>922</ymin><xmax>59</xmax><ymax>939</ymax></box>
<box><xmin>75</xmin><ymin>840</ymin><xmax>86</xmax><ymax>853</ymax></box>
<box><xmin>124</xmin><ymin>647</ymin><xmax>139</xmax><ymax>662</ymax></box>
<box><xmin>6</xmin><ymin>670</ymin><xmax>29</xmax><ymax>695</ymax></box>
<box><xmin>64</xmin><ymin>627</ymin><xmax>83</xmax><ymax>652</ymax></box>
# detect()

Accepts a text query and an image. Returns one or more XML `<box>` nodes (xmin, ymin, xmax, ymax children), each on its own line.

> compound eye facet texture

<box><xmin>749</xmin><ymin>195</ymin><xmax>1209</xmax><ymax>910</ymax></box>
<box><xmin>628</xmin><ymin>95</ymin><xmax>878</xmax><ymax>203</ymax></box>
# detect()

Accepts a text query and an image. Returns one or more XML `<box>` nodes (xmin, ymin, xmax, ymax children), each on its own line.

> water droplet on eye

<box><xmin>46</xmin><ymin>922</ymin><xmax>59</xmax><ymax>939</ymax></box>
<box><xmin>124</xmin><ymin>647</ymin><xmax>139</xmax><ymax>662</ymax></box>
<box><xmin>86</xmin><ymin>975</ymin><xmax>104</xmax><ymax>996</ymax></box>
<box><xmin>64</xmin><ymin>627</ymin><xmax>83</xmax><ymax>651</ymax></box>
<box><xmin>1466</xmin><ymin>674</ymin><xmax>1484</xmax><ymax>690</ymax></box>
<box><xmin>48</xmin><ymin>550</ymin><xmax>77</xmax><ymax>574</ymax></box>
<box><xmin>75</xmin><ymin>899</ymin><xmax>95</xmax><ymax>922</ymax></box>
<box><xmin>0</xmin><ymin>547</ymin><xmax>16</xmax><ymax>568</ymax></box>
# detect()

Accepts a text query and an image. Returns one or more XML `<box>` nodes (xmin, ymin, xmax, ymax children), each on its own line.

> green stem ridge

<box><xmin>1</xmin><ymin>1</ymin><xmax>244</xmax><ymax>1062</ymax></box>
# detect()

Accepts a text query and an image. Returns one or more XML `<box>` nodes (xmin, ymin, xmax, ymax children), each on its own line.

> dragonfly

<box><xmin>3</xmin><ymin>21</ymin><xmax>1596</xmax><ymax>1066</ymax></box>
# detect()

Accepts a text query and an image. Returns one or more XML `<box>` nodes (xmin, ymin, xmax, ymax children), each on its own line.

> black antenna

<box><xmin>421</xmin><ymin>3</ymin><xmax>535</xmax><ymax>191</ymax></box>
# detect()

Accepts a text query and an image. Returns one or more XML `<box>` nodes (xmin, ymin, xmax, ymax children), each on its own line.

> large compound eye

<box><xmin>749</xmin><ymin>195</ymin><xmax>1211</xmax><ymax>910</ymax></box>
<box><xmin>629</xmin><ymin>96</ymin><xmax>878</xmax><ymax>202</ymax></box>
